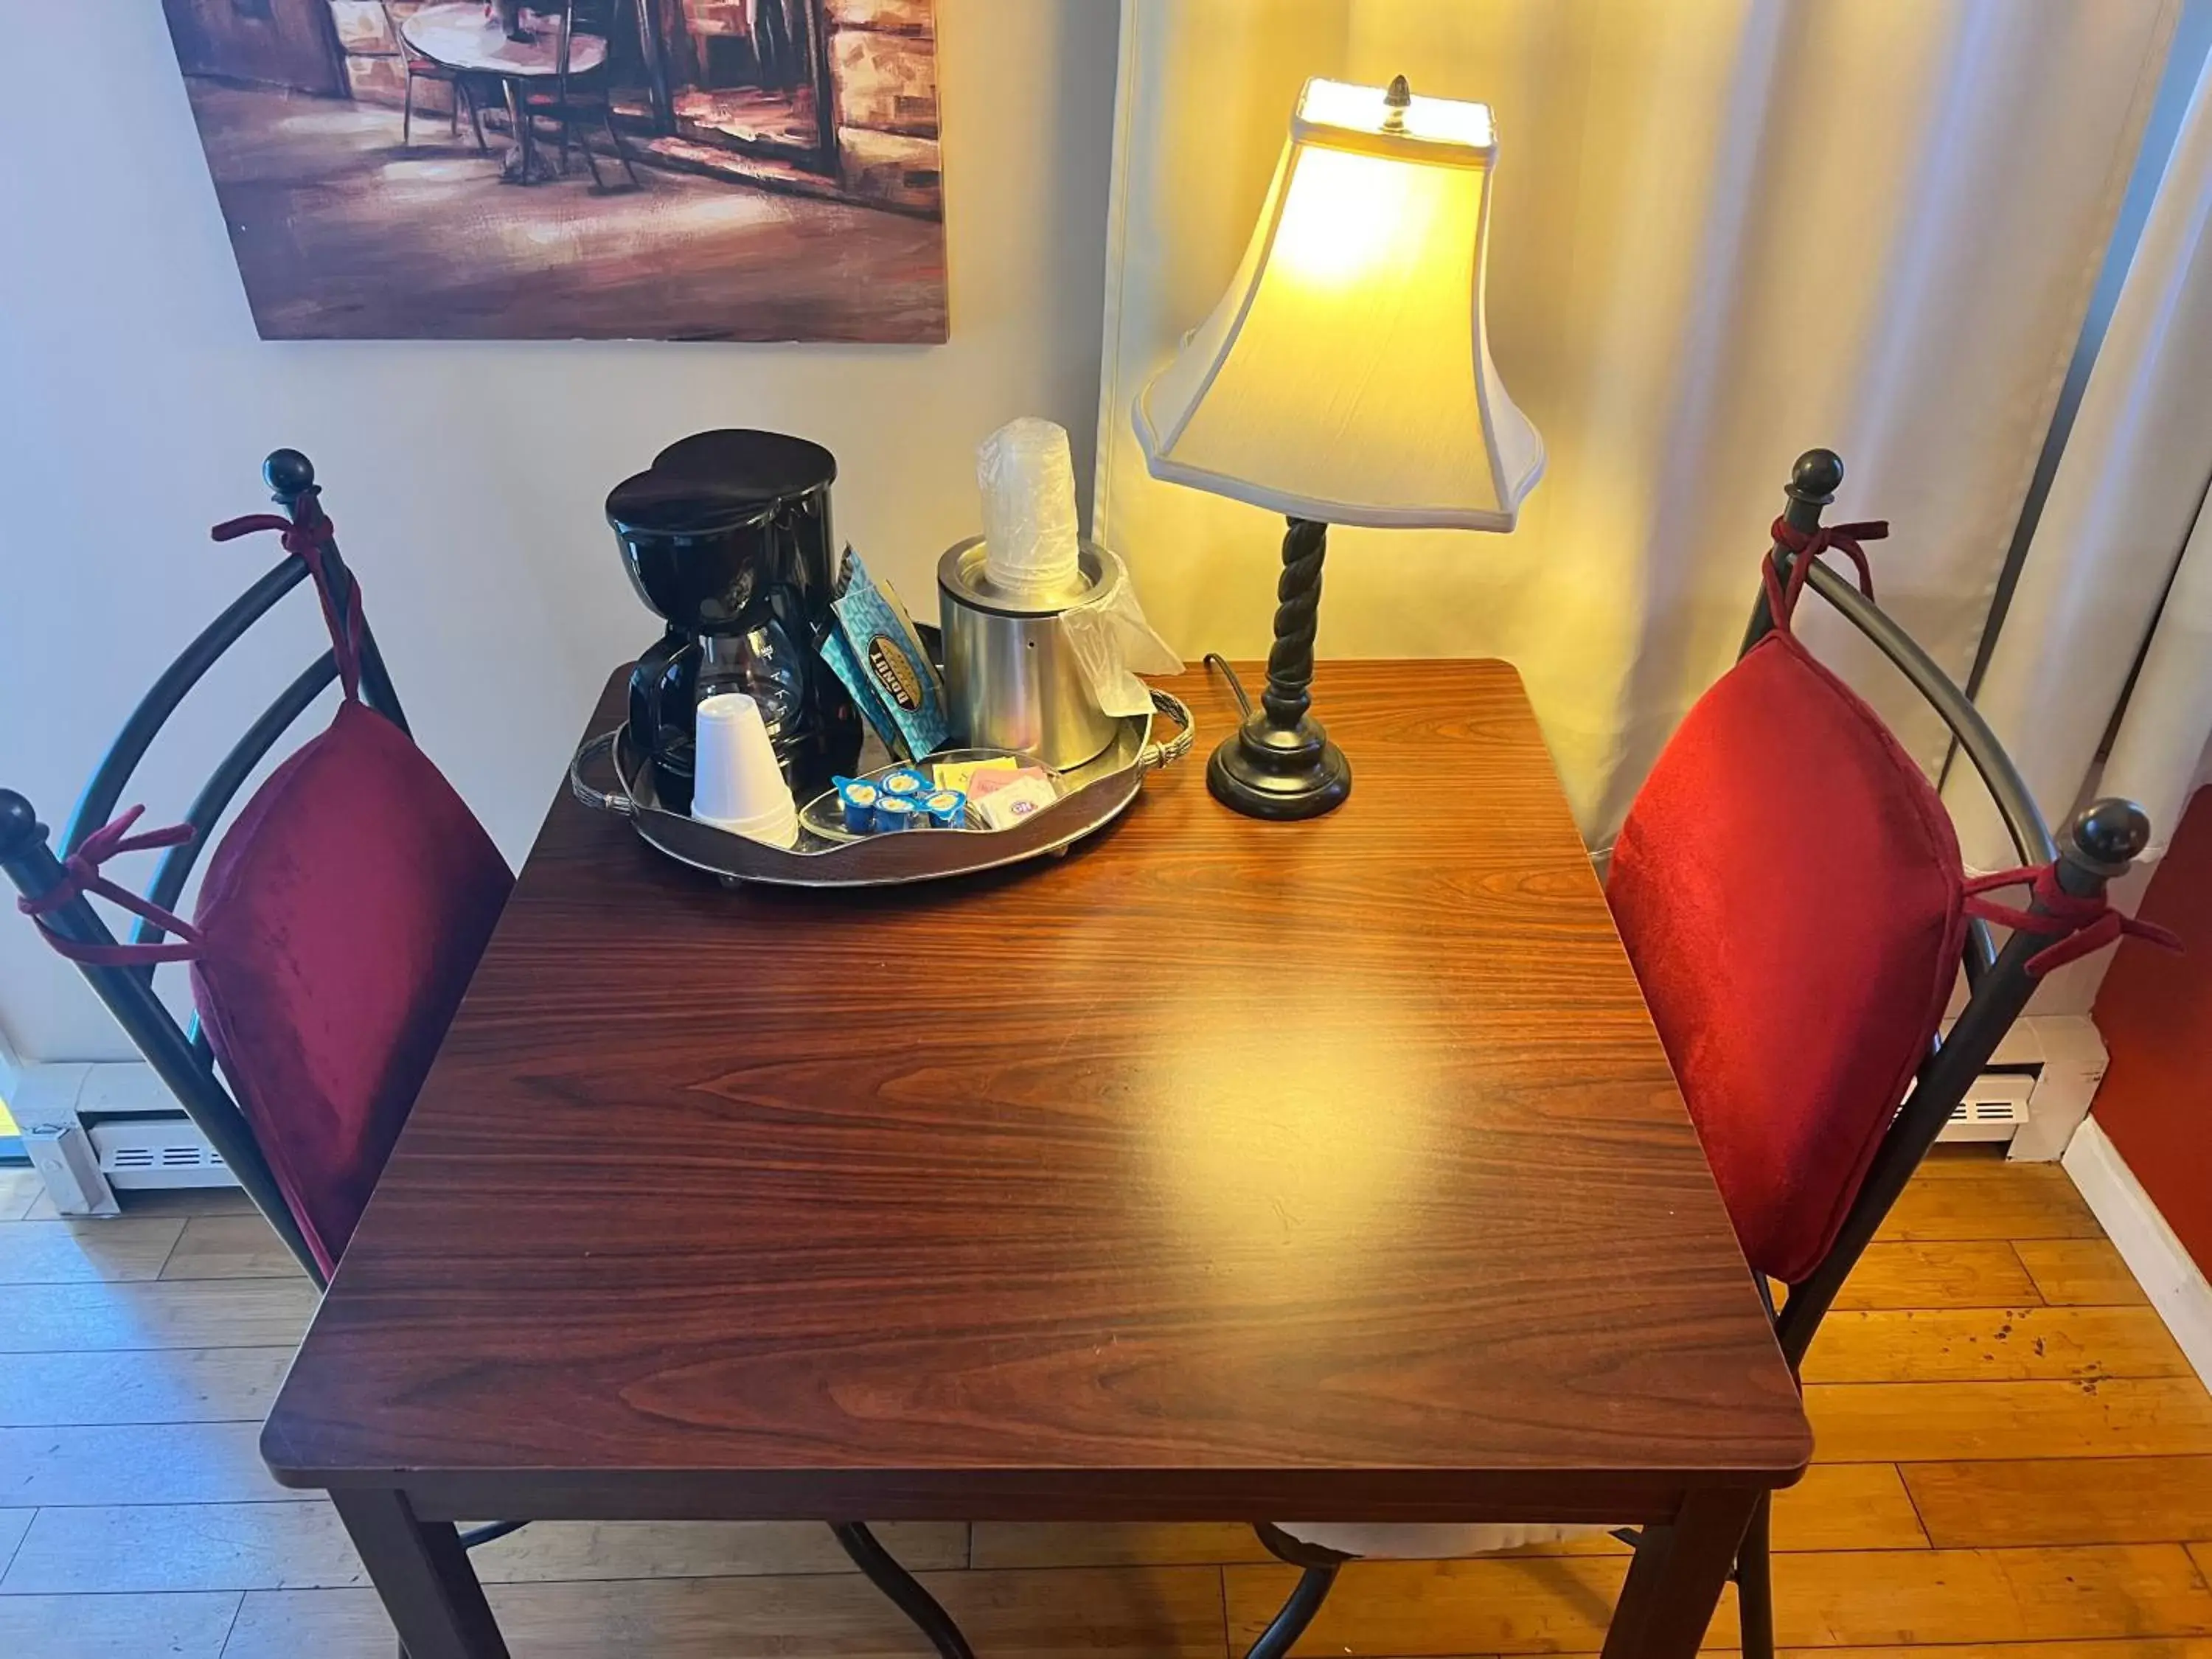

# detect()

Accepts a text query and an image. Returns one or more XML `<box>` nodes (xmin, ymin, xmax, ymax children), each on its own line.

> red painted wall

<box><xmin>2093</xmin><ymin>784</ymin><xmax>2212</xmax><ymax>1274</ymax></box>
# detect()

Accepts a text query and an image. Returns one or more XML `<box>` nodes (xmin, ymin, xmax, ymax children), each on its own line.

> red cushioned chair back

<box><xmin>9</xmin><ymin>479</ymin><xmax>512</xmax><ymax>1286</ymax></box>
<box><xmin>1607</xmin><ymin>547</ymin><xmax>1967</xmax><ymax>1285</ymax></box>
<box><xmin>189</xmin><ymin>699</ymin><xmax>511</xmax><ymax>1280</ymax></box>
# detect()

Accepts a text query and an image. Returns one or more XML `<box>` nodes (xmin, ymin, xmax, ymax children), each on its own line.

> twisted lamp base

<box><xmin>1207</xmin><ymin>517</ymin><xmax>1352</xmax><ymax>820</ymax></box>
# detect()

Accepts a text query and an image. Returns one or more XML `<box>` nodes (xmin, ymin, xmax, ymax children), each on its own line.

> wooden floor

<box><xmin>1</xmin><ymin>1153</ymin><xmax>2208</xmax><ymax>1658</ymax></box>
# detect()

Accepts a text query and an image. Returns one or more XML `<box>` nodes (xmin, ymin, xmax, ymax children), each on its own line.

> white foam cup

<box><xmin>691</xmin><ymin>692</ymin><xmax>799</xmax><ymax>848</ymax></box>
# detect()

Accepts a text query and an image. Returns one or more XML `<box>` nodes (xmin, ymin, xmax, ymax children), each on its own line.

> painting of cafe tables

<box><xmin>161</xmin><ymin>0</ymin><xmax>947</xmax><ymax>342</ymax></box>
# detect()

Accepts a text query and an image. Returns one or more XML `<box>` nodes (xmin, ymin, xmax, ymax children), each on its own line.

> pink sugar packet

<box><xmin>968</xmin><ymin>765</ymin><xmax>1054</xmax><ymax>800</ymax></box>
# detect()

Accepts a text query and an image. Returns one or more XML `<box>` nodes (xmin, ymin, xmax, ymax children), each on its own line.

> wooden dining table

<box><xmin>260</xmin><ymin>657</ymin><xmax>1811</xmax><ymax>1659</ymax></box>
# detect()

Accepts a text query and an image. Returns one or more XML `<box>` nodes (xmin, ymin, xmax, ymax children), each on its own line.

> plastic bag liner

<box><xmin>1060</xmin><ymin>557</ymin><xmax>1183</xmax><ymax>719</ymax></box>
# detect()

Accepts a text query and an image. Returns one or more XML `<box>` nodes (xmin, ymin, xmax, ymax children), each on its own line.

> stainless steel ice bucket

<box><xmin>936</xmin><ymin>535</ymin><xmax>1120</xmax><ymax>771</ymax></box>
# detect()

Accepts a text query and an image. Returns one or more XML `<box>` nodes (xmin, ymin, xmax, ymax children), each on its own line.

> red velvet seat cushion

<box><xmin>189</xmin><ymin>701</ymin><xmax>512</xmax><ymax>1279</ymax></box>
<box><xmin>1608</xmin><ymin>633</ymin><xmax>1966</xmax><ymax>1285</ymax></box>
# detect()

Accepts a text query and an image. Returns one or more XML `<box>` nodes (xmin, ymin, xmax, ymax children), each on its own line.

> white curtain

<box><xmin>1095</xmin><ymin>0</ymin><xmax>2175</xmax><ymax>841</ymax></box>
<box><xmin>1947</xmin><ymin>46</ymin><xmax>2212</xmax><ymax>877</ymax></box>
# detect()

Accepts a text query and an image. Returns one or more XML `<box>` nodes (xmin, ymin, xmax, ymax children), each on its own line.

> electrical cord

<box><xmin>1203</xmin><ymin>653</ymin><xmax>1253</xmax><ymax>721</ymax></box>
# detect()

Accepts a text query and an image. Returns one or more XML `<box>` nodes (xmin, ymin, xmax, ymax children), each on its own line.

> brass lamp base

<box><xmin>1207</xmin><ymin>516</ymin><xmax>1352</xmax><ymax>821</ymax></box>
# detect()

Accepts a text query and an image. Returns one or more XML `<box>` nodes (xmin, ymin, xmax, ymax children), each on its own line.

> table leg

<box><xmin>333</xmin><ymin>1489</ymin><xmax>510</xmax><ymax>1659</ymax></box>
<box><xmin>635</xmin><ymin>0</ymin><xmax>674</xmax><ymax>133</ymax></box>
<box><xmin>1599</xmin><ymin>1488</ymin><xmax>1759</xmax><ymax>1659</ymax></box>
<box><xmin>500</xmin><ymin>77</ymin><xmax>537</xmax><ymax>184</ymax></box>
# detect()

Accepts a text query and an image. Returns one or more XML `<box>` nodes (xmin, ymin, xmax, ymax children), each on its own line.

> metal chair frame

<box><xmin>1239</xmin><ymin>448</ymin><xmax>2158</xmax><ymax>1659</ymax></box>
<box><xmin>538</xmin><ymin>0</ymin><xmax>641</xmax><ymax>189</ymax></box>
<box><xmin>0</xmin><ymin>450</ymin><xmax>968</xmax><ymax>1658</ymax></box>
<box><xmin>0</xmin><ymin>450</ymin><xmax>398</xmax><ymax>1287</ymax></box>
<box><xmin>383</xmin><ymin>0</ymin><xmax>490</xmax><ymax>154</ymax></box>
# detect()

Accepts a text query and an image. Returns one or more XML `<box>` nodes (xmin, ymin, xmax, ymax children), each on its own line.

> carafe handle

<box><xmin>630</xmin><ymin>627</ymin><xmax>692</xmax><ymax>751</ymax></box>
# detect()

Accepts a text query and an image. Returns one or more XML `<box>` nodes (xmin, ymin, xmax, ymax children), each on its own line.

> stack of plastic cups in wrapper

<box><xmin>976</xmin><ymin>418</ymin><xmax>1087</xmax><ymax>604</ymax></box>
<box><xmin>975</xmin><ymin>416</ymin><xmax>1182</xmax><ymax>721</ymax></box>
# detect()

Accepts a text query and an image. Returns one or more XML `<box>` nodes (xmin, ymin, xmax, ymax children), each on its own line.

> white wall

<box><xmin>0</xmin><ymin>0</ymin><xmax>1120</xmax><ymax>1061</ymax></box>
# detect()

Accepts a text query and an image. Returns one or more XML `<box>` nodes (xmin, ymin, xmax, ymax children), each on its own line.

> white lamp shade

<box><xmin>1134</xmin><ymin>78</ymin><xmax>1543</xmax><ymax>532</ymax></box>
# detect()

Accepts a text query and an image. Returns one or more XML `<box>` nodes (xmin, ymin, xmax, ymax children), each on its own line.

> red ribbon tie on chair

<box><xmin>210</xmin><ymin>511</ymin><xmax>364</xmax><ymax>700</ymax></box>
<box><xmin>1963</xmin><ymin>863</ymin><xmax>2183</xmax><ymax>977</ymax></box>
<box><xmin>18</xmin><ymin>804</ymin><xmax>204</xmax><ymax>967</ymax></box>
<box><xmin>1762</xmin><ymin>516</ymin><xmax>1889</xmax><ymax>629</ymax></box>
<box><xmin>26</xmin><ymin>507</ymin><xmax>370</xmax><ymax>971</ymax></box>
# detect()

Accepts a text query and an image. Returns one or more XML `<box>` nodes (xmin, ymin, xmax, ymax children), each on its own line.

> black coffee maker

<box><xmin>608</xmin><ymin>431</ymin><xmax>864</xmax><ymax>811</ymax></box>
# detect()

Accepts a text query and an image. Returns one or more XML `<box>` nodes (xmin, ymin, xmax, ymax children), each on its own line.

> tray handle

<box><xmin>569</xmin><ymin>730</ymin><xmax>639</xmax><ymax>818</ymax></box>
<box><xmin>1140</xmin><ymin>689</ymin><xmax>1195</xmax><ymax>771</ymax></box>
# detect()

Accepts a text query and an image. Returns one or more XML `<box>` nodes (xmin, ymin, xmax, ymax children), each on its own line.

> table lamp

<box><xmin>1134</xmin><ymin>75</ymin><xmax>1543</xmax><ymax>818</ymax></box>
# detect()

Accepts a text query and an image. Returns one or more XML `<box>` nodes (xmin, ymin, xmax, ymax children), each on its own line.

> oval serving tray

<box><xmin>568</xmin><ymin>689</ymin><xmax>1192</xmax><ymax>889</ymax></box>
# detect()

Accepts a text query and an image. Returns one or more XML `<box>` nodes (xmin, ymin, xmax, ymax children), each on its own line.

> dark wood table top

<box><xmin>262</xmin><ymin>659</ymin><xmax>1809</xmax><ymax>1523</ymax></box>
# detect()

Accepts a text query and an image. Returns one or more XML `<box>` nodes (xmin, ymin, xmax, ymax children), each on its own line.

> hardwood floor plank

<box><xmin>973</xmin><ymin>1521</ymin><xmax>1276</xmax><ymax>1570</ymax></box>
<box><xmin>1907</xmin><ymin>1150</ymin><xmax>2018</xmax><ymax>1176</ymax></box>
<box><xmin>1773</xmin><ymin>1644</ymin><xmax>2212</xmax><ymax>1659</ymax></box>
<box><xmin>0</xmin><ymin>1217</ymin><xmax>184</xmax><ymax>1284</ymax></box>
<box><xmin>116</xmin><ymin>1186</ymin><xmax>260</xmax><ymax>1217</ymax></box>
<box><xmin>0</xmin><ymin>1503</ymin><xmax>968</xmax><ymax>1599</ymax></box>
<box><xmin>1227</xmin><ymin>1553</ymin><xmax>1632</xmax><ymax>1655</ymax></box>
<box><xmin>1772</xmin><ymin>1462</ymin><xmax>1927</xmax><ymax>1551</ymax></box>
<box><xmin>0</xmin><ymin>1278</ymin><xmax>316</xmax><ymax>1353</ymax></box>
<box><xmin>160</xmin><ymin>1214</ymin><xmax>304</xmax><ymax>1281</ymax></box>
<box><xmin>0</xmin><ymin>1170</ymin><xmax>43</xmax><ymax>1222</ymax></box>
<box><xmin>1798</xmin><ymin>1307</ymin><xmax>2192</xmax><ymax>1382</ymax></box>
<box><xmin>2</xmin><ymin>1500</ymin><xmax>361</xmax><ymax>1595</ymax></box>
<box><xmin>1821</xmin><ymin>1241</ymin><xmax>2042</xmax><ymax>1310</ymax></box>
<box><xmin>0</xmin><ymin>1422</ymin><xmax>291</xmax><ymax>1506</ymax></box>
<box><xmin>0</xmin><ymin>1348</ymin><xmax>294</xmax><ymax>1427</ymax></box>
<box><xmin>1764</xmin><ymin>1544</ymin><xmax>2212</xmax><ymax>1649</ymax></box>
<box><xmin>218</xmin><ymin>1589</ymin><xmax>403</xmax><ymax>1659</ymax></box>
<box><xmin>474</xmin><ymin>1520</ymin><xmax>967</xmax><ymax>1584</ymax></box>
<box><xmin>24</xmin><ymin>1185</ymin><xmax>262</xmax><ymax>1222</ymax></box>
<box><xmin>226</xmin><ymin>1565</ymin><xmax>1230</xmax><ymax>1659</ymax></box>
<box><xmin>2016</xmin><ymin>1239</ymin><xmax>2154</xmax><ymax>1306</ymax></box>
<box><xmin>1876</xmin><ymin>1167</ymin><xmax>2101</xmax><ymax>1242</ymax></box>
<box><xmin>1225</xmin><ymin>1543</ymin><xmax>2212</xmax><ymax>1655</ymax></box>
<box><xmin>1551</xmin><ymin>1642</ymin><xmax>2212</xmax><ymax>1659</ymax></box>
<box><xmin>0</xmin><ymin>1590</ymin><xmax>242</xmax><ymax>1658</ymax></box>
<box><xmin>1806</xmin><ymin>1378</ymin><xmax>2212</xmax><ymax>1463</ymax></box>
<box><xmin>968</xmin><ymin>1467</ymin><xmax>1921</xmax><ymax>1571</ymax></box>
<box><xmin>1903</xmin><ymin>1457</ymin><xmax>2212</xmax><ymax>1548</ymax></box>
<box><xmin>1557</xmin><ymin>1641</ymin><xmax>2212</xmax><ymax>1659</ymax></box>
<box><xmin>0</xmin><ymin>1503</ymin><xmax>964</xmax><ymax>1595</ymax></box>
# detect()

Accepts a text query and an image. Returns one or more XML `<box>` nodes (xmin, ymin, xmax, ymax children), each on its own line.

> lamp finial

<box><xmin>1383</xmin><ymin>74</ymin><xmax>1411</xmax><ymax>129</ymax></box>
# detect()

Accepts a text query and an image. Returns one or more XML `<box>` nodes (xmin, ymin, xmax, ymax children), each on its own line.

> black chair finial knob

<box><xmin>1790</xmin><ymin>448</ymin><xmax>1843</xmax><ymax>506</ymax></box>
<box><xmin>264</xmin><ymin>449</ymin><xmax>316</xmax><ymax>504</ymax></box>
<box><xmin>2070</xmin><ymin>797</ymin><xmax>2152</xmax><ymax>874</ymax></box>
<box><xmin>0</xmin><ymin>789</ymin><xmax>45</xmax><ymax>860</ymax></box>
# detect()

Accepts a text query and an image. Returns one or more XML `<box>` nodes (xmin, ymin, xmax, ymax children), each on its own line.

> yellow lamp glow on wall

<box><xmin>1135</xmin><ymin>75</ymin><xmax>1543</xmax><ymax>818</ymax></box>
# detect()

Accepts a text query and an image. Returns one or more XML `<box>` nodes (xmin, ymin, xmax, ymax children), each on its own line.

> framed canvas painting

<box><xmin>161</xmin><ymin>0</ymin><xmax>947</xmax><ymax>341</ymax></box>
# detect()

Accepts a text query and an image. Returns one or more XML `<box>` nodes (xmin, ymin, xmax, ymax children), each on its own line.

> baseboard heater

<box><xmin>11</xmin><ymin>1062</ymin><xmax>237</xmax><ymax>1216</ymax></box>
<box><xmin>86</xmin><ymin>1117</ymin><xmax>232</xmax><ymax>1186</ymax></box>
<box><xmin>1944</xmin><ymin>1066</ymin><xmax>2035</xmax><ymax>1142</ymax></box>
<box><xmin>1930</xmin><ymin>1014</ymin><xmax>2107</xmax><ymax>1159</ymax></box>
